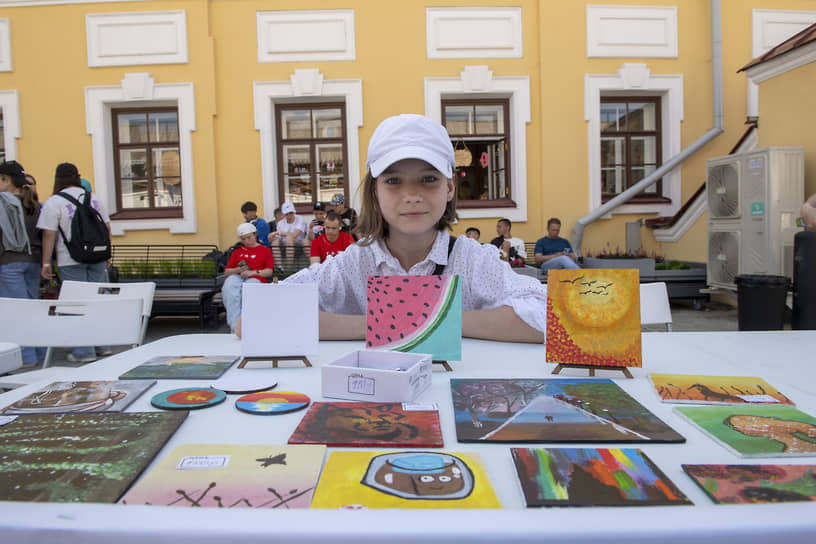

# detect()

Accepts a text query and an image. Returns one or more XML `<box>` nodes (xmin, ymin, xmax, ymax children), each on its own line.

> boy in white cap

<box><xmin>222</xmin><ymin>222</ymin><xmax>275</xmax><ymax>333</ymax></box>
<box><xmin>268</xmin><ymin>201</ymin><xmax>306</xmax><ymax>263</ymax></box>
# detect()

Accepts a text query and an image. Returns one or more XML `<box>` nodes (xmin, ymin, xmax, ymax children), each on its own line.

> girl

<box><xmin>285</xmin><ymin>114</ymin><xmax>547</xmax><ymax>343</ymax></box>
<box><xmin>0</xmin><ymin>161</ymin><xmax>46</xmax><ymax>364</ymax></box>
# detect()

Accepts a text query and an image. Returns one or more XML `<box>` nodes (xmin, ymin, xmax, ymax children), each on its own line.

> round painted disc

<box><xmin>235</xmin><ymin>391</ymin><xmax>310</xmax><ymax>415</ymax></box>
<box><xmin>210</xmin><ymin>375</ymin><xmax>277</xmax><ymax>395</ymax></box>
<box><xmin>151</xmin><ymin>388</ymin><xmax>226</xmax><ymax>410</ymax></box>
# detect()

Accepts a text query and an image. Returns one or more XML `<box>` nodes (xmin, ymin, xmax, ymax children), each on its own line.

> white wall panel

<box><xmin>586</xmin><ymin>5</ymin><xmax>677</xmax><ymax>58</ymax></box>
<box><xmin>257</xmin><ymin>10</ymin><xmax>355</xmax><ymax>63</ymax></box>
<box><xmin>86</xmin><ymin>11</ymin><xmax>188</xmax><ymax>67</ymax></box>
<box><xmin>426</xmin><ymin>7</ymin><xmax>522</xmax><ymax>59</ymax></box>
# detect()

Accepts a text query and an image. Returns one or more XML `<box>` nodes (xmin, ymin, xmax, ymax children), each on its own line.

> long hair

<box><xmin>53</xmin><ymin>171</ymin><xmax>82</xmax><ymax>194</ymax></box>
<box><xmin>19</xmin><ymin>174</ymin><xmax>39</xmax><ymax>215</ymax></box>
<box><xmin>18</xmin><ymin>185</ymin><xmax>38</xmax><ymax>215</ymax></box>
<box><xmin>354</xmin><ymin>171</ymin><xmax>458</xmax><ymax>246</ymax></box>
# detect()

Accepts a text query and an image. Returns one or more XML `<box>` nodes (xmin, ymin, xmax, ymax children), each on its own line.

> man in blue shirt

<box><xmin>241</xmin><ymin>201</ymin><xmax>271</xmax><ymax>247</ymax></box>
<box><xmin>534</xmin><ymin>217</ymin><xmax>580</xmax><ymax>271</ymax></box>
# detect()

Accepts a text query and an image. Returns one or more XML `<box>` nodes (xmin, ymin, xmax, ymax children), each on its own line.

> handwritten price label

<box><xmin>177</xmin><ymin>455</ymin><xmax>231</xmax><ymax>470</ymax></box>
<box><xmin>347</xmin><ymin>375</ymin><xmax>375</xmax><ymax>395</ymax></box>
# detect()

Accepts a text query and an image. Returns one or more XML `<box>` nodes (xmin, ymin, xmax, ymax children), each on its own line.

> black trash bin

<box><xmin>735</xmin><ymin>274</ymin><xmax>790</xmax><ymax>331</ymax></box>
<box><xmin>793</xmin><ymin>231</ymin><xmax>816</xmax><ymax>330</ymax></box>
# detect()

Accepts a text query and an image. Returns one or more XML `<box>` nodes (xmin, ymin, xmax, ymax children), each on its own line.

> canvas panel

<box><xmin>0</xmin><ymin>412</ymin><xmax>186</xmax><ymax>502</ymax></box>
<box><xmin>546</xmin><ymin>269</ymin><xmax>641</xmax><ymax>368</ymax></box>
<box><xmin>682</xmin><ymin>464</ymin><xmax>816</xmax><ymax>504</ymax></box>
<box><xmin>120</xmin><ymin>444</ymin><xmax>326</xmax><ymax>508</ymax></box>
<box><xmin>648</xmin><ymin>374</ymin><xmax>794</xmax><ymax>405</ymax></box>
<box><xmin>451</xmin><ymin>378</ymin><xmax>683</xmax><ymax>443</ymax></box>
<box><xmin>365</xmin><ymin>275</ymin><xmax>462</xmax><ymax>361</ymax></box>
<box><xmin>1</xmin><ymin>380</ymin><xmax>155</xmax><ymax>414</ymax></box>
<box><xmin>511</xmin><ymin>447</ymin><xmax>691</xmax><ymax>507</ymax></box>
<box><xmin>675</xmin><ymin>405</ymin><xmax>816</xmax><ymax>457</ymax></box>
<box><xmin>311</xmin><ymin>450</ymin><xmax>500</xmax><ymax>508</ymax></box>
<box><xmin>288</xmin><ymin>402</ymin><xmax>443</xmax><ymax>447</ymax></box>
<box><xmin>241</xmin><ymin>283</ymin><xmax>319</xmax><ymax>357</ymax></box>
<box><xmin>119</xmin><ymin>356</ymin><xmax>239</xmax><ymax>380</ymax></box>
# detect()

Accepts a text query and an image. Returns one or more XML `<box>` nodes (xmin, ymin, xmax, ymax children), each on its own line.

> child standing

<box><xmin>285</xmin><ymin>114</ymin><xmax>547</xmax><ymax>342</ymax></box>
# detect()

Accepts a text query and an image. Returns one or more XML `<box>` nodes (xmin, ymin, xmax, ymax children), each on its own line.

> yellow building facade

<box><xmin>0</xmin><ymin>0</ymin><xmax>813</xmax><ymax>259</ymax></box>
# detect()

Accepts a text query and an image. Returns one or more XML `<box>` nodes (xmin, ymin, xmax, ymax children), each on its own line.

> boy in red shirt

<box><xmin>222</xmin><ymin>222</ymin><xmax>275</xmax><ymax>333</ymax></box>
<box><xmin>310</xmin><ymin>212</ymin><xmax>355</xmax><ymax>264</ymax></box>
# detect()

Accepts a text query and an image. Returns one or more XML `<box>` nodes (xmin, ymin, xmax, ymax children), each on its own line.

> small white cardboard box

<box><xmin>322</xmin><ymin>350</ymin><xmax>432</xmax><ymax>402</ymax></box>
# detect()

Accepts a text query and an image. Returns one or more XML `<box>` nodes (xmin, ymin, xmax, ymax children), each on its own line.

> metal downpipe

<box><xmin>571</xmin><ymin>0</ymin><xmax>724</xmax><ymax>256</ymax></box>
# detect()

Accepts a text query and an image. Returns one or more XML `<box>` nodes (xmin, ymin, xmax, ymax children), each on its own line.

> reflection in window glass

<box><xmin>149</xmin><ymin>112</ymin><xmax>179</xmax><ymax>142</ymax></box>
<box><xmin>118</xmin><ymin>113</ymin><xmax>148</xmax><ymax>144</ymax></box>
<box><xmin>445</xmin><ymin>106</ymin><xmax>472</xmax><ymax>134</ymax></box>
<box><xmin>475</xmin><ymin>105</ymin><xmax>503</xmax><ymax>134</ymax></box>
<box><xmin>600</xmin><ymin>103</ymin><xmax>626</xmax><ymax>132</ymax></box>
<box><xmin>282</xmin><ymin>110</ymin><xmax>311</xmax><ymax>139</ymax></box>
<box><xmin>443</xmin><ymin>100</ymin><xmax>510</xmax><ymax>203</ymax></box>
<box><xmin>277</xmin><ymin>104</ymin><xmax>349</xmax><ymax>209</ymax></box>
<box><xmin>113</xmin><ymin>108</ymin><xmax>182</xmax><ymax>214</ymax></box>
<box><xmin>313</xmin><ymin>109</ymin><xmax>342</xmax><ymax>139</ymax></box>
<box><xmin>600</xmin><ymin>97</ymin><xmax>661</xmax><ymax>198</ymax></box>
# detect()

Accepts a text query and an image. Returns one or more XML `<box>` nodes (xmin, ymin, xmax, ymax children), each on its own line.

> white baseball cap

<box><xmin>237</xmin><ymin>222</ymin><xmax>257</xmax><ymax>236</ymax></box>
<box><xmin>366</xmin><ymin>114</ymin><xmax>456</xmax><ymax>178</ymax></box>
<box><xmin>281</xmin><ymin>202</ymin><xmax>296</xmax><ymax>214</ymax></box>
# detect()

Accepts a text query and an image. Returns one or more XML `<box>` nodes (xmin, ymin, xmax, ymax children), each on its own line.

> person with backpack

<box><xmin>37</xmin><ymin>162</ymin><xmax>112</xmax><ymax>363</ymax></box>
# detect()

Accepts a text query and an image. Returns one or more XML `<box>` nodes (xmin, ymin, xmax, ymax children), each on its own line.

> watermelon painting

<box><xmin>366</xmin><ymin>275</ymin><xmax>462</xmax><ymax>361</ymax></box>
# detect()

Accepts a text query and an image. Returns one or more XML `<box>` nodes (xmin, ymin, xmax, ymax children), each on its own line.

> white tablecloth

<box><xmin>1</xmin><ymin>331</ymin><xmax>815</xmax><ymax>543</ymax></box>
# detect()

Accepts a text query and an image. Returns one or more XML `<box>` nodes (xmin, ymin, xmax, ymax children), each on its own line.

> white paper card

<box><xmin>241</xmin><ymin>283</ymin><xmax>319</xmax><ymax>357</ymax></box>
<box><xmin>736</xmin><ymin>394</ymin><xmax>780</xmax><ymax>403</ymax></box>
<box><xmin>177</xmin><ymin>455</ymin><xmax>231</xmax><ymax>469</ymax></box>
<box><xmin>402</xmin><ymin>402</ymin><xmax>439</xmax><ymax>411</ymax></box>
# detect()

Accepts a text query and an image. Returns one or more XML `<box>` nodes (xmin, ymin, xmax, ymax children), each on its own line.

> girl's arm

<box><xmin>319</xmin><ymin>312</ymin><xmax>365</xmax><ymax>340</ymax></box>
<box><xmin>463</xmin><ymin>306</ymin><xmax>545</xmax><ymax>344</ymax></box>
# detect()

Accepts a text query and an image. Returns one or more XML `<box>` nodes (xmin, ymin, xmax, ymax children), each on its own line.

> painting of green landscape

<box><xmin>0</xmin><ymin>412</ymin><xmax>186</xmax><ymax>502</ymax></box>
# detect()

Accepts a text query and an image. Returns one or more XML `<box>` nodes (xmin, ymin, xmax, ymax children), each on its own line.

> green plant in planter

<box><xmin>655</xmin><ymin>260</ymin><xmax>691</xmax><ymax>270</ymax></box>
<box><xmin>135</xmin><ymin>261</ymin><xmax>155</xmax><ymax>277</ymax></box>
<box><xmin>117</xmin><ymin>260</ymin><xmax>136</xmax><ymax>278</ymax></box>
<box><xmin>196</xmin><ymin>260</ymin><xmax>216</xmax><ymax>277</ymax></box>
<box><xmin>158</xmin><ymin>260</ymin><xmax>177</xmax><ymax>277</ymax></box>
<box><xmin>584</xmin><ymin>243</ymin><xmax>663</xmax><ymax>260</ymax></box>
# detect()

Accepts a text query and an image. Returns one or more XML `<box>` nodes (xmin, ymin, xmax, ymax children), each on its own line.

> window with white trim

<box><xmin>600</xmin><ymin>96</ymin><xmax>665</xmax><ymax>202</ymax></box>
<box><xmin>443</xmin><ymin>98</ymin><xmax>513</xmax><ymax>208</ymax></box>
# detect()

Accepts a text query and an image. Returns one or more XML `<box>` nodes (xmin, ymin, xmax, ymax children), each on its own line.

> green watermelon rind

<box><xmin>392</xmin><ymin>275</ymin><xmax>460</xmax><ymax>353</ymax></box>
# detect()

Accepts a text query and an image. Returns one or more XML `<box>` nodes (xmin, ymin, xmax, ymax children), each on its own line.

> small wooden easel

<box><xmin>551</xmin><ymin>363</ymin><xmax>633</xmax><ymax>379</ymax></box>
<box><xmin>433</xmin><ymin>360</ymin><xmax>453</xmax><ymax>372</ymax></box>
<box><xmin>237</xmin><ymin>356</ymin><xmax>312</xmax><ymax>369</ymax></box>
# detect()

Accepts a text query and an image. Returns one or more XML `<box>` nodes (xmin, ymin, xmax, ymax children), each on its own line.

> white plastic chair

<box><xmin>0</xmin><ymin>297</ymin><xmax>144</xmax><ymax>369</ymax></box>
<box><xmin>0</xmin><ymin>342</ymin><xmax>22</xmax><ymax>375</ymax></box>
<box><xmin>640</xmin><ymin>282</ymin><xmax>673</xmax><ymax>331</ymax></box>
<box><xmin>58</xmin><ymin>280</ymin><xmax>156</xmax><ymax>345</ymax></box>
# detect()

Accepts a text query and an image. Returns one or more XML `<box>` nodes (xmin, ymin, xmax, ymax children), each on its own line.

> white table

<box><xmin>1</xmin><ymin>331</ymin><xmax>815</xmax><ymax>543</ymax></box>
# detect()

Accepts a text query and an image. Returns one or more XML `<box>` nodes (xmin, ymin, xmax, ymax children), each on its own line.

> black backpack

<box><xmin>55</xmin><ymin>191</ymin><xmax>111</xmax><ymax>264</ymax></box>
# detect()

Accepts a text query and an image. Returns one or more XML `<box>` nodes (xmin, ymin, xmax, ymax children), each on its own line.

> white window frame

<box><xmin>585</xmin><ymin>63</ymin><xmax>683</xmax><ymax>217</ymax></box>
<box><xmin>0</xmin><ymin>89</ymin><xmax>20</xmax><ymax>160</ymax></box>
<box><xmin>425</xmin><ymin>66</ymin><xmax>530</xmax><ymax>222</ymax></box>
<box><xmin>253</xmin><ymin>69</ymin><xmax>363</xmax><ymax>216</ymax></box>
<box><xmin>85</xmin><ymin>73</ymin><xmax>197</xmax><ymax>235</ymax></box>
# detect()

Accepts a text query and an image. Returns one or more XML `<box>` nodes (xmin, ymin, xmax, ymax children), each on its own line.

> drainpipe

<box><xmin>572</xmin><ymin>0</ymin><xmax>724</xmax><ymax>256</ymax></box>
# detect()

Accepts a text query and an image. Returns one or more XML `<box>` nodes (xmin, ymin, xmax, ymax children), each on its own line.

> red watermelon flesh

<box><xmin>366</xmin><ymin>275</ymin><xmax>456</xmax><ymax>349</ymax></box>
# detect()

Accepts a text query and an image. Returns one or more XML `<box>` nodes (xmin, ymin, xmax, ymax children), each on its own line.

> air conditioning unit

<box><xmin>706</xmin><ymin>147</ymin><xmax>804</xmax><ymax>290</ymax></box>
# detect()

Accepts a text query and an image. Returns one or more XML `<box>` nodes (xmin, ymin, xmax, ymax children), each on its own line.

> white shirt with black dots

<box><xmin>284</xmin><ymin>230</ymin><xmax>548</xmax><ymax>334</ymax></box>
